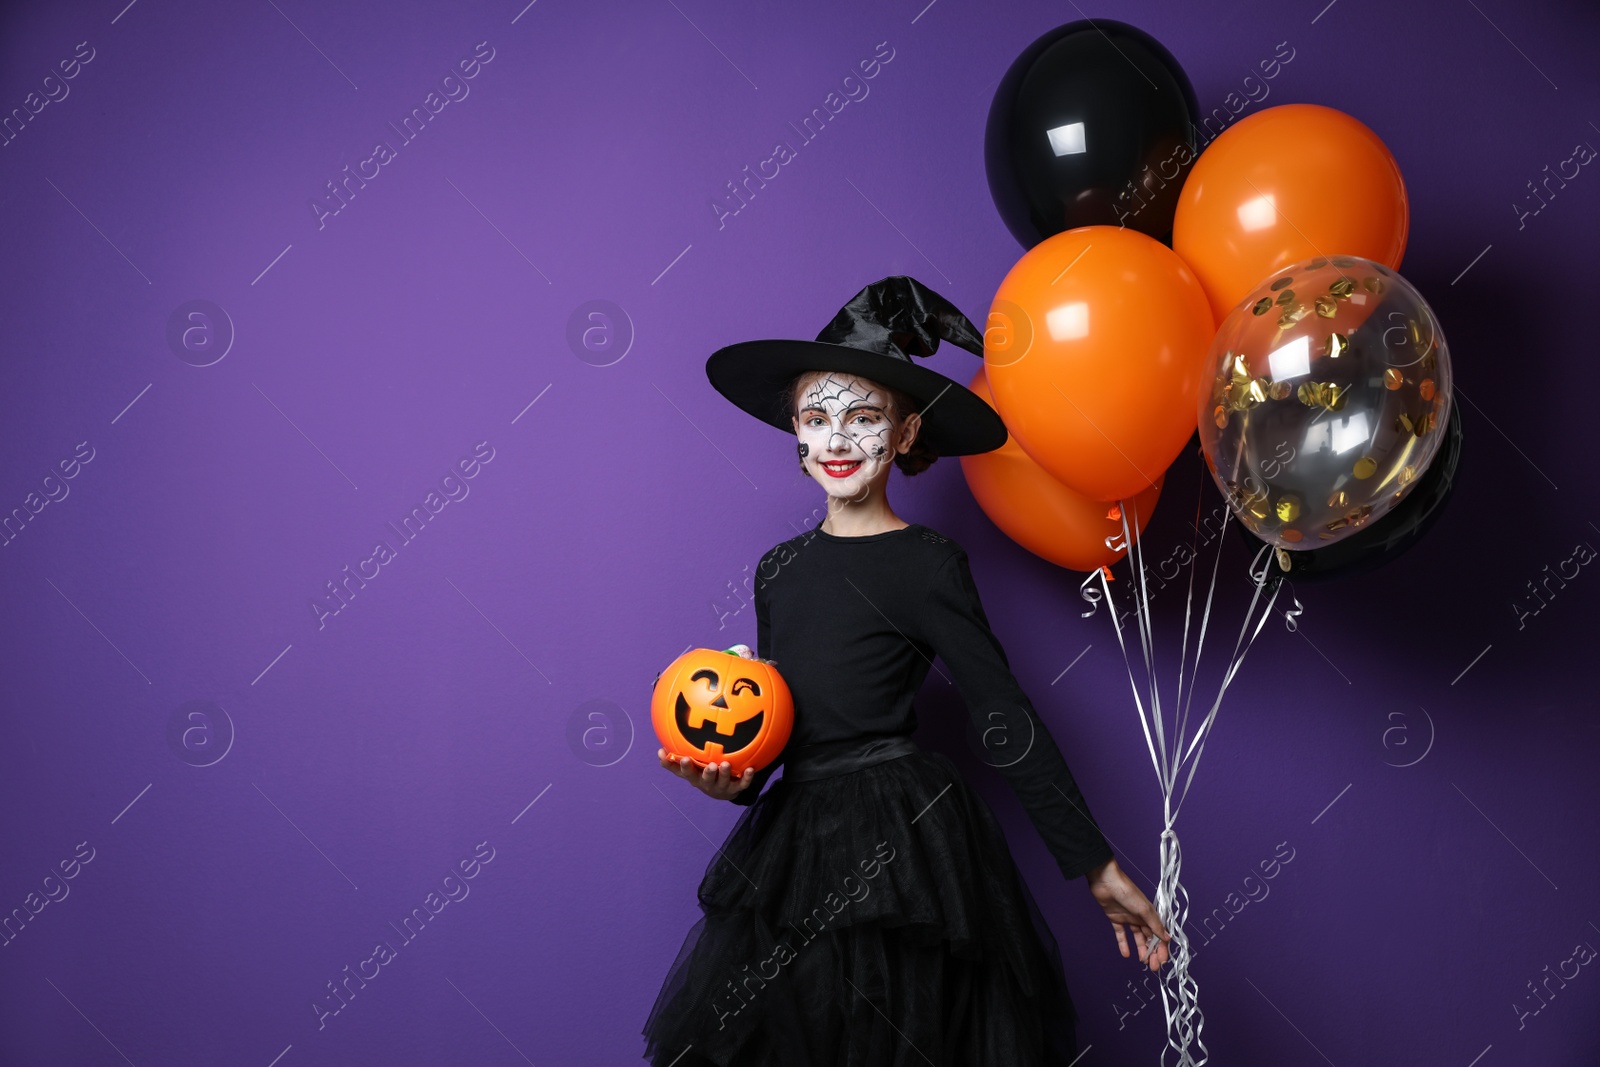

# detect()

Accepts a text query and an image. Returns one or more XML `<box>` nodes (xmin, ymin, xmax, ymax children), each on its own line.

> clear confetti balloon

<box><xmin>1197</xmin><ymin>254</ymin><xmax>1453</xmax><ymax>552</ymax></box>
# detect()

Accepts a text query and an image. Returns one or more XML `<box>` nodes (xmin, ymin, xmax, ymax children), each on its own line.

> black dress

<box><xmin>642</xmin><ymin>522</ymin><xmax>1115</xmax><ymax>1066</ymax></box>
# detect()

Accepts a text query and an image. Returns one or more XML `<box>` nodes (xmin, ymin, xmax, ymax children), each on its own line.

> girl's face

<box><xmin>790</xmin><ymin>372</ymin><xmax>919</xmax><ymax>500</ymax></box>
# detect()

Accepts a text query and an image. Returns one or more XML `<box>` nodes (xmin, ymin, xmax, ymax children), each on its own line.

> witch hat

<box><xmin>704</xmin><ymin>276</ymin><xmax>1008</xmax><ymax>456</ymax></box>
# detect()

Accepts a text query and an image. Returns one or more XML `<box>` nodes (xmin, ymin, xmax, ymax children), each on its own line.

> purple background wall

<box><xmin>1</xmin><ymin>0</ymin><xmax>1595</xmax><ymax>1063</ymax></box>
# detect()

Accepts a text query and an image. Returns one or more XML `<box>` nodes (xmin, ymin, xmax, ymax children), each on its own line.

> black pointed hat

<box><xmin>705</xmin><ymin>276</ymin><xmax>1009</xmax><ymax>456</ymax></box>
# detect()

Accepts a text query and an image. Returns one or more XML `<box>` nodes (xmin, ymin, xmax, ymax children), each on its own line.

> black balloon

<box><xmin>984</xmin><ymin>20</ymin><xmax>1200</xmax><ymax>248</ymax></box>
<box><xmin>1233</xmin><ymin>403</ymin><xmax>1464</xmax><ymax>583</ymax></box>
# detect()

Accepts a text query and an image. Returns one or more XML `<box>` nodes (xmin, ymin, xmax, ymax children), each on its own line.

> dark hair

<box><xmin>783</xmin><ymin>370</ymin><xmax>938</xmax><ymax>477</ymax></box>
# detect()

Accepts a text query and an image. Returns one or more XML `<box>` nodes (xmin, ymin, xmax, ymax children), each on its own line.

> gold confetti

<box><xmin>1399</xmin><ymin>464</ymin><xmax>1417</xmax><ymax>485</ymax></box>
<box><xmin>1252</xmin><ymin>297</ymin><xmax>1273</xmax><ymax>316</ymax></box>
<box><xmin>1247</xmin><ymin>378</ymin><xmax>1269</xmax><ymax>405</ymax></box>
<box><xmin>1348</xmin><ymin>504</ymin><xmax>1374</xmax><ymax>527</ymax></box>
<box><xmin>1306</xmin><ymin>258</ymin><xmax>1328</xmax><ymax>269</ymax></box>
<box><xmin>1353</xmin><ymin>456</ymin><xmax>1377</xmax><ymax>479</ymax></box>
<box><xmin>1275</xmin><ymin>496</ymin><xmax>1301</xmax><ymax>522</ymax></box>
<box><xmin>1332</xmin><ymin>257</ymin><xmax>1356</xmax><ymax>268</ymax></box>
<box><xmin>1295</xmin><ymin>381</ymin><xmax>1346</xmax><ymax>409</ymax></box>
<box><xmin>1269</xmin><ymin>380</ymin><xmax>1292</xmax><ymax>400</ymax></box>
<box><xmin>1315</xmin><ymin>296</ymin><xmax>1337</xmax><ymax>317</ymax></box>
<box><xmin>1278</xmin><ymin>304</ymin><xmax>1310</xmax><ymax>329</ymax></box>
<box><xmin>1327</xmin><ymin>488</ymin><xmax>1348</xmax><ymax>509</ymax></box>
<box><xmin>1384</xmin><ymin>368</ymin><xmax>1404</xmax><ymax>390</ymax></box>
<box><xmin>1213</xmin><ymin>404</ymin><xmax>1227</xmax><ymax>429</ymax></box>
<box><xmin>1419</xmin><ymin>377</ymin><xmax>1435</xmax><ymax>400</ymax></box>
<box><xmin>1276</xmin><ymin>289</ymin><xmax>1296</xmax><ymax>305</ymax></box>
<box><xmin>1270</xmin><ymin>276</ymin><xmax>1295</xmax><ymax>291</ymax></box>
<box><xmin>1398</xmin><ymin>412</ymin><xmax>1415</xmax><ymax>434</ymax></box>
<box><xmin>1325</xmin><ymin>333</ymin><xmax>1349</xmax><ymax>358</ymax></box>
<box><xmin>1361</xmin><ymin>275</ymin><xmax>1385</xmax><ymax>294</ymax></box>
<box><xmin>1329</xmin><ymin>277</ymin><xmax>1356</xmax><ymax>299</ymax></box>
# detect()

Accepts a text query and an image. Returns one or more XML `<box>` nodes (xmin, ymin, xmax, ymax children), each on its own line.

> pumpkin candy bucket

<box><xmin>650</xmin><ymin>647</ymin><xmax>793</xmax><ymax>777</ymax></box>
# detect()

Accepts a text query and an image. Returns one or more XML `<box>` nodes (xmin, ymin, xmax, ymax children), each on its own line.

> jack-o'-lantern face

<box><xmin>675</xmin><ymin>666</ymin><xmax>766</xmax><ymax>757</ymax></box>
<box><xmin>650</xmin><ymin>648</ymin><xmax>793</xmax><ymax>776</ymax></box>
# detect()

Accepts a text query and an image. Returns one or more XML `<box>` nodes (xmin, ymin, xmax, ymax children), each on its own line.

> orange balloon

<box><xmin>961</xmin><ymin>367</ymin><xmax>1162</xmax><ymax>572</ymax></box>
<box><xmin>1173</xmin><ymin>103</ymin><xmax>1408</xmax><ymax>322</ymax></box>
<box><xmin>985</xmin><ymin>225</ymin><xmax>1214</xmax><ymax>502</ymax></box>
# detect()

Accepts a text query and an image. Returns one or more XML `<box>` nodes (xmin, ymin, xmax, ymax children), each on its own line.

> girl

<box><xmin>645</xmin><ymin>276</ymin><xmax>1169</xmax><ymax>1065</ymax></box>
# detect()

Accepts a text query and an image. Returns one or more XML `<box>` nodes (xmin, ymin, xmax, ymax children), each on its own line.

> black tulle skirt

<box><xmin>641</xmin><ymin>740</ymin><xmax>1082</xmax><ymax>1066</ymax></box>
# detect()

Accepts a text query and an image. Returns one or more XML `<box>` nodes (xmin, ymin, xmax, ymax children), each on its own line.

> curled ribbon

<box><xmin>1282</xmin><ymin>592</ymin><xmax>1304</xmax><ymax>633</ymax></box>
<box><xmin>1078</xmin><ymin>568</ymin><xmax>1106</xmax><ymax>618</ymax></box>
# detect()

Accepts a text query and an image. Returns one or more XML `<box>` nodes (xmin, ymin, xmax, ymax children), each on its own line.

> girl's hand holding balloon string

<box><xmin>1086</xmin><ymin>857</ymin><xmax>1172</xmax><ymax>972</ymax></box>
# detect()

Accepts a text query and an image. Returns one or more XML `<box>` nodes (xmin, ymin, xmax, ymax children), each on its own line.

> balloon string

<box><xmin>1124</xmin><ymin>496</ymin><xmax>1171</xmax><ymax>789</ymax></box>
<box><xmin>1172</xmin><ymin>545</ymin><xmax>1282</xmax><ymax>820</ymax></box>
<box><xmin>1169</xmin><ymin>467</ymin><xmax>1209</xmax><ymax>765</ymax></box>
<box><xmin>1101</xmin><ymin>496</ymin><xmax>1176</xmax><ymax>793</ymax></box>
<box><xmin>1171</xmin><ymin>464</ymin><xmax>1222</xmax><ymax>781</ymax></box>
<box><xmin>1093</xmin><ymin>482</ymin><xmax>1286</xmax><ymax>1066</ymax></box>
<box><xmin>1099</xmin><ymin>558</ymin><xmax>1168</xmax><ymax>788</ymax></box>
<box><xmin>1102</xmin><ymin>503</ymin><xmax>1206</xmax><ymax>1064</ymax></box>
<box><xmin>1156</xmin><ymin>826</ymin><xmax>1209</xmax><ymax>1067</ymax></box>
<box><xmin>1173</xmin><ymin>468</ymin><xmax>1232</xmax><ymax>788</ymax></box>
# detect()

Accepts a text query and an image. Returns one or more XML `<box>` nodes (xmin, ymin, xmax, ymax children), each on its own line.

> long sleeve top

<box><xmin>731</xmin><ymin>521</ymin><xmax>1115</xmax><ymax>882</ymax></box>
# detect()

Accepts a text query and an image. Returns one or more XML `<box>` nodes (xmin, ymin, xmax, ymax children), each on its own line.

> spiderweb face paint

<box><xmin>794</xmin><ymin>372</ymin><xmax>898</xmax><ymax>496</ymax></box>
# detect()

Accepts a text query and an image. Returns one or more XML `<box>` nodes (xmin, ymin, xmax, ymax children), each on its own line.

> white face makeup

<box><xmin>791</xmin><ymin>372</ymin><xmax>911</xmax><ymax>498</ymax></box>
